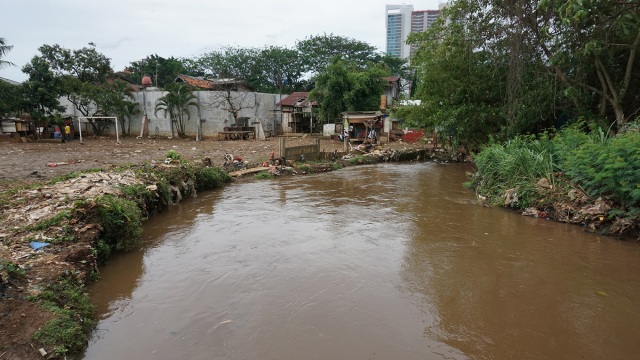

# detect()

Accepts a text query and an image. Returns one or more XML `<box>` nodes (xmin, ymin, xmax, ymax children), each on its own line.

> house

<box><xmin>342</xmin><ymin>111</ymin><xmax>384</xmax><ymax>141</ymax></box>
<box><xmin>276</xmin><ymin>92</ymin><xmax>318</xmax><ymax>133</ymax></box>
<box><xmin>382</xmin><ymin>76</ymin><xmax>402</xmax><ymax>109</ymax></box>
<box><xmin>175</xmin><ymin>74</ymin><xmax>254</xmax><ymax>92</ymax></box>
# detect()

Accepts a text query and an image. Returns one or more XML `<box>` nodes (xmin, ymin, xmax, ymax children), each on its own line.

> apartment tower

<box><xmin>410</xmin><ymin>9</ymin><xmax>441</xmax><ymax>57</ymax></box>
<box><xmin>385</xmin><ymin>4</ymin><xmax>414</xmax><ymax>59</ymax></box>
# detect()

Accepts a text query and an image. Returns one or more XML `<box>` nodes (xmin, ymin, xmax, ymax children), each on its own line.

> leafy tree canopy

<box><xmin>123</xmin><ymin>54</ymin><xmax>185</xmax><ymax>88</ymax></box>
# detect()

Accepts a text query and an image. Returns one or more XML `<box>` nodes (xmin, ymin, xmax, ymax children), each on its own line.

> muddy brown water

<box><xmin>85</xmin><ymin>163</ymin><xmax>640</xmax><ymax>360</ymax></box>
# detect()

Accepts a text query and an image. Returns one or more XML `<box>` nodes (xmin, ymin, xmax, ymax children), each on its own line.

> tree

<box><xmin>255</xmin><ymin>46</ymin><xmax>305</xmax><ymax>93</ymax></box>
<box><xmin>406</xmin><ymin>3</ymin><xmax>508</xmax><ymax>150</ymax></box>
<box><xmin>0</xmin><ymin>37</ymin><xmax>15</xmax><ymax>69</ymax></box>
<box><xmin>310</xmin><ymin>58</ymin><xmax>386</xmax><ymax>123</ymax></box>
<box><xmin>202</xmin><ymin>80</ymin><xmax>255</xmax><ymax>126</ymax></box>
<box><xmin>534</xmin><ymin>0</ymin><xmax>640</xmax><ymax>129</ymax></box>
<box><xmin>154</xmin><ymin>83</ymin><xmax>199</xmax><ymax>138</ymax></box>
<box><xmin>195</xmin><ymin>46</ymin><xmax>260</xmax><ymax>82</ymax></box>
<box><xmin>0</xmin><ymin>81</ymin><xmax>21</xmax><ymax>117</ymax></box>
<box><xmin>310</xmin><ymin>58</ymin><xmax>350</xmax><ymax>122</ymax></box>
<box><xmin>33</xmin><ymin>43</ymin><xmax>115</xmax><ymax>135</ymax></box>
<box><xmin>38</xmin><ymin>43</ymin><xmax>111</xmax><ymax>83</ymax></box>
<box><xmin>21</xmin><ymin>56</ymin><xmax>66</xmax><ymax>128</ymax></box>
<box><xmin>124</xmin><ymin>54</ymin><xmax>185</xmax><ymax>88</ymax></box>
<box><xmin>296</xmin><ymin>33</ymin><xmax>378</xmax><ymax>74</ymax></box>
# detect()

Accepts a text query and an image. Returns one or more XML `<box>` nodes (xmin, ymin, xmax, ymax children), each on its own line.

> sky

<box><xmin>1</xmin><ymin>0</ymin><xmax>443</xmax><ymax>82</ymax></box>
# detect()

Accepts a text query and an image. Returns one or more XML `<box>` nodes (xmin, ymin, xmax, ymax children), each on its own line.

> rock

<box><xmin>536</xmin><ymin>178</ymin><xmax>553</xmax><ymax>190</ymax></box>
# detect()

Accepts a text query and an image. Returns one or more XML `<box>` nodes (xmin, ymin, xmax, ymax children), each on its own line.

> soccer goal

<box><xmin>75</xmin><ymin>116</ymin><xmax>119</xmax><ymax>143</ymax></box>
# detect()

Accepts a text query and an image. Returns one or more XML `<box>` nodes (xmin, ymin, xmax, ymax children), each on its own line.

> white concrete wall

<box><xmin>62</xmin><ymin>91</ymin><xmax>286</xmax><ymax>138</ymax></box>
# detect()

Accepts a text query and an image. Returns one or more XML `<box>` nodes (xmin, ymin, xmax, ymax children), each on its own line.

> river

<box><xmin>85</xmin><ymin>162</ymin><xmax>640</xmax><ymax>359</ymax></box>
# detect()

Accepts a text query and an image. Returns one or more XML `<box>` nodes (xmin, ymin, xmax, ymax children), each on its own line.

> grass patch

<box><xmin>166</xmin><ymin>150</ymin><xmax>181</xmax><ymax>161</ymax></box>
<box><xmin>0</xmin><ymin>260</ymin><xmax>26</xmax><ymax>279</ymax></box>
<box><xmin>48</xmin><ymin>168</ymin><xmax>103</xmax><ymax>185</ymax></box>
<box><xmin>194</xmin><ymin>166</ymin><xmax>231</xmax><ymax>190</ymax></box>
<box><xmin>33</xmin><ymin>275</ymin><xmax>95</xmax><ymax>357</ymax></box>
<box><xmin>254</xmin><ymin>171</ymin><xmax>274</xmax><ymax>180</ymax></box>
<box><xmin>297</xmin><ymin>165</ymin><xmax>313</xmax><ymax>173</ymax></box>
<box><xmin>332</xmin><ymin>162</ymin><xmax>344</xmax><ymax>170</ymax></box>
<box><xmin>29</xmin><ymin>210</ymin><xmax>72</xmax><ymax>231</ymax></box>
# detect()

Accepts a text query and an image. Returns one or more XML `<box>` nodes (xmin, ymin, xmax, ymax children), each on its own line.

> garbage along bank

<box><xmin>0</xmin><ymin>162</ymin><xmax>232</xmax><ymax>360</ymax></box>
<box><xmin>0</xmin><ymin>146</ymin><xmax>448</xmax><ymax>359</ymax></box>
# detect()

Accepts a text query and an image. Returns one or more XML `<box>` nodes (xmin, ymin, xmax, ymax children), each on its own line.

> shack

<box><xmin>342</xmin><ymin>111</ymin><xmax>384</xmax><ymax>142</ymax></box>
<box><xmin>0</xmin><ymin>117</ymin><xmax>37</xmax><ymax>143</ymax></box>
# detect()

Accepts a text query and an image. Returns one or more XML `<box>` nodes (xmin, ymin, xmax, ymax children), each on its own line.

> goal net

<box><xmin>75</xmin><ymin>116</ymin><xmax>119</xmax><ymax>143</ymax></box>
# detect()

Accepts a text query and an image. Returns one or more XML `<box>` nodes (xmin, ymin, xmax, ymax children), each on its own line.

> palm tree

<box><xmin>154</xmin><ymin>83</ymin><xmax>198</xmax><ymax>138</ymax></box>
<box><xmin>0</xmin><ymin>37</ymin><xmax>15</xmax><ymax>69</ymax></box>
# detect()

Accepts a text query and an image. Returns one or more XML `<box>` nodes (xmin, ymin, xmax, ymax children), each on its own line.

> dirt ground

<box><xmin>0</xmin><ymin>135</ymin><xmax>425</xmax><ymax>183</ymax></box>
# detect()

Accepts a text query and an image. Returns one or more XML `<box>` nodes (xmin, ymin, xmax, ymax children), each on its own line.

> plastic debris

<box><xmin>29</xmin><ymin>241</ymin><xmax>49</xmax><ymax>250</ymax></box>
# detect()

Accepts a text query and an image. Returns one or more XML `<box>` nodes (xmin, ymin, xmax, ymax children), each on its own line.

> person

<box><xmin>64</xmin><ymin>123</ymin><xmax>71</xmax><ymax>142</ymax></box>
<box><xmin>367</xmin><ymin>129</ymin><xmax>377</xmax><ymax>143</ymax></box>
<box><xmin>53</xmin><ymin>127</ymin><xmax>62</xmax><ymax>139</ymax></box>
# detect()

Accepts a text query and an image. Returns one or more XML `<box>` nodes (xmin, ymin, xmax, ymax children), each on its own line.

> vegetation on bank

<box><xmin>3</xmin><ymin>156</ymin><xmax>232</xmax><ymax>359</ymax></box>
<box><xmin>466</xmin><ymin>122</ymin><xmax>640</xmax><ymax>237</ymax></box>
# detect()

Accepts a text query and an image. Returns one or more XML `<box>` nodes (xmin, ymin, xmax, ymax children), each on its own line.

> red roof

<box><xmin>383</xmin><ymin>76</ymin><xmax>400</xmax><ymax>83</ymax></box>
<box><xmin>277</xmin><ymin>92</ymin><xmax>312</xmax><ymax>106</ymax></box>
<box><xmin>176</xmin><ymin>74</ymin><xmax>215</xmax><ymax>89</ymax></box>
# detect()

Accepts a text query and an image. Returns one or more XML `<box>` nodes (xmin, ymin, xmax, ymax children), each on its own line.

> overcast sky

<box><xmin>1</xmin><ymin>0</ymin><xmax>443</xmax><ymax>82</ymax></box>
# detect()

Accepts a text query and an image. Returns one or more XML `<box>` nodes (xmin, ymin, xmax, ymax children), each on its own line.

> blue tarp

<box><xmin>29</xmin><ymin>241</ymin><xmax>49</xmax><ymax>250</ymax></box>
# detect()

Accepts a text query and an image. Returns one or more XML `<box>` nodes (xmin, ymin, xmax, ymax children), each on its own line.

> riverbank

<box><xmin>0</xmin><ymin>136</ymin><xmax>442</xmax><ymax>359</ymax></box>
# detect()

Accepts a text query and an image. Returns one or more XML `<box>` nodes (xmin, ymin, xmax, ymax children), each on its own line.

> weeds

<box><xmin>48</xmin><ymin>168</ymin><xmax>103</xmax><ymax>185</ymax></box>
<box><xmin>194</xmin><ymin>166</ymin><xmax>231</xmax><ymax>190</ymax></box>
<box><xmin>94</xmin><ymin>194</ymin><xmax>143</xmax><ymax>263</ymax></box>
<box><xmin>254</xmin><ymin>171</ymin><xmax>274</xmax><ymax>180</ymax></box>
<box><xmin>29</xmin><ymin>210</ymin><xmax>71</xmax><ymax>231</ymax></box>
<box><xmin>33</xmin><ymin>275</ymin><xmax>95</xmax><ymax>357</ymax></box>
<box><xmin>166</xmin><ymin>150</ymin><xmax>181</xmax><ymax>161</ymax></box>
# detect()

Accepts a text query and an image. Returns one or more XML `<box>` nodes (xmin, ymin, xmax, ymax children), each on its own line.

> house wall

<box><xmin>61</xmin><ymin>91</ymin><xmax>285</xmax><ymax>138</ymax></box>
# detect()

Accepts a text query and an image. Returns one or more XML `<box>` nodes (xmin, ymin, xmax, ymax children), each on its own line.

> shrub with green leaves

<box><xmin>194</xmin><ymin>166</ymin><xmax>231</xmax><ymax>190</ymax></box>
<box><xmin>560</xmin><ymin>129</ymin><xmax>640</xmax><ymax>210</ymax></box>
<box><xmin>166</xmin><ymin>150</ymin><xmax>181</xmax><ymax>161</ymax></box>
<box><xmin>94</xmin><ymin>194</ymin><xmax>143</xmax><ymax>262</ymax></box>
<box><xmin>254</xmin><ymin>171</ymin><xmax>274</xmax><ymax>180</ymax></box>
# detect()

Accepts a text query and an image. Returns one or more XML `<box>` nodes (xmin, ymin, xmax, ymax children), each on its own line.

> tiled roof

<box><xmin>383</xmin><ymin>76</ymin><xmax>400</xmax><ymax>83</ymax></box>
<box><xmin>277</xmin><ymin>92</ymin><xmax>312</xmax><ymax>106</ymax></box>
<box><xmin>176</xmin><ymin>74</ymin><xmax>215</xmax><ymax>89</ymax></box>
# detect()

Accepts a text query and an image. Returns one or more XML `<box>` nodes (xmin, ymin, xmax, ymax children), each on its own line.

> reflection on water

<box><xmin>86</xmin><ymin>163</ymin><xmax>640</xmax><ymax>360</ymax></box>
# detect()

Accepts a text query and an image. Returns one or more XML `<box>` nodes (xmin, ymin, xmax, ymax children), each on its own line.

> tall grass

<box><xmin>467</xmin><ymin>135</ymin><xmax>555</xmax><ymax>207</ymax></box>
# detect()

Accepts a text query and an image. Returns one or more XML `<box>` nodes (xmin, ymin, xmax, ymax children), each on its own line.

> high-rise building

<box><xmin>410</xmin><ymin>9</ymin><xmax>440</xmax><ymax>57</ymax></box>
<box><xmin>385</xmin><ymin>3</ymin><xmax>447</xmax><ymax>60</ymax></box>
<box><xmin>385</xmin><ymin>4</ymin><xmax>414</xmax><ymax>59</ymax></box>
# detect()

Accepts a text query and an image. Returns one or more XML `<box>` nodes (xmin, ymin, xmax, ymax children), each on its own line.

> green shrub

<box><xmin>254</xmin><ymin>171</ymin><xmax>274</xmax><ymax>180</ymax></box>
<box><xmin>467</xmin><ymin>135</ymin><xmax>555</xmax><ymax>207</ymax></box>
<box><xmin>297</xmin><ymin>165</ymin><xmax>313</xmax><ymax>173</ymax></box>
<box><xmin>560</xmin><ymin>129</ymin><xmax>640</xmax><ymax>209</ymax></box>
<box><xmin>332</xmin><ymin>162</ymin><xmax>344</xmax><ymax>170</ymax></box>
<box><xmin>166</xmin><ymin>150</ymin><xmax>181</xmax><ymax>161</ymax></box>
<box><xmin>94</xmin><ymin>194</ymin><xmax>143</xmax><ymax>262</ymax></box>
<box><xmin>194</xmin><ymin>166</ymin><xmax>231</xmax><ymax>190</ymax></box>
